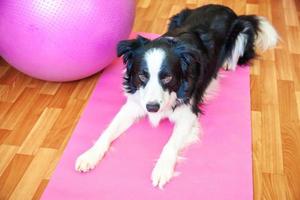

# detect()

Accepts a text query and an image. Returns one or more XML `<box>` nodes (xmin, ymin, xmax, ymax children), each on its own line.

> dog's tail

<box><xmin>222</xmin><ymin>15</ymin><xmax>279</xmax><ymax>70</ymax></box>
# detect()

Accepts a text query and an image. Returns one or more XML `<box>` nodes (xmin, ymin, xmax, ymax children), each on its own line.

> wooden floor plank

<box><xmin>262</xmin><ymin>173</ymin><xmax>287</xmax><ymax>200</ymax></box>
<box><xmin>0</xmin><ymin>88</ymin><xmax>40</xmax><ymax>130</ymax></box>
<box><xmin>0</xmin><ymin>129</ymin><xmax>11</xmax><ymax>144</ymax></box>
<box><xmin>275</xmin><ymin>49</ymin><xmax>294</xmax><ymax>81</ymax></box>
<box><xmin>252</xmin><ymin>111</ymin><xmax>263</xmax><ymax>200</ymax></box>
<box><xmin>0</xmin><ymin>145</ymin><xmax>18</xmax><ymax>176</ymax></box>
<box><xmin>296</xmin><ymin>92</ymin><xmax>300</xmax><ymax>119</ymax></box>
<box><xmin>280</xmin><ymin>122</ymin><xmax>300</xmax><ymax>200</ymax></box>
<box><xmin>0</xmin><ymin>154</ymin><xmax>33</xmax><ymax>199</ymax></box>
<box><xmin>3</xmin><ymin>94</ymin><xmax>54</xmax><ymax>146</ymax></box>
<box><xmin>9</xmin><ymin>148</ymin><xmax>57</xmax><ymax>200</ymax></box>
<box><xmin>18</xmin><ymin>108</ymin><xmax>62</xmax><ymax>155</ymax></box>
<box><xmin>0</xmin><ymin>66</ymin><xmax>9</xmax><ymax>79</ymax></box>
<box><xmin>40</xmin><ymin>83</ymin><xmax>61</xmax><ymax>95</ymax></box>
<box><xmin>32</xmin><ymin>179</ymin><xmax>49</xmax><ymax>200</ymax></box>
<box><xmin>250</xmin><ymin>74</ymin><xmax>262</xmax><ymax>111</ymax></box>
<box><xmin>41</xmin><ymin>99</ymin><xmax>85</xmax><ymax>149</ymax></box>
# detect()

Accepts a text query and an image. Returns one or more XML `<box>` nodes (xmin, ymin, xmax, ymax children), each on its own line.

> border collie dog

<box><xmin>76</xmin><ymin>4</ymin><xmax>278</xmax><ymax>188</ymax></box>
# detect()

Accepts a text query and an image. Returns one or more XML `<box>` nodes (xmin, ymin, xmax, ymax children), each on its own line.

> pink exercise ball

<box><xmin>0</xmin><ymin>0</ymin><xmax>135</xmax><ymax>81</ymax></box>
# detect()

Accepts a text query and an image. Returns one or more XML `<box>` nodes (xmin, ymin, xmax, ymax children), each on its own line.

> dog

<box><xmin>75</xmin><ymin>4</ymin><xmax>278</xmax><ymax>189</ymax></box>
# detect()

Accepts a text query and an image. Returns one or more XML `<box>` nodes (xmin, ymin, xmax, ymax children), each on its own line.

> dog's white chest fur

<box><xmin>147</xmin><ymin>112</ymin><xmax>168</xmax><ymax>127</ymax></box>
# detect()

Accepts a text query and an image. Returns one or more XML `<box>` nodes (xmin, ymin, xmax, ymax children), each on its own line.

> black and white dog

<box><xmin>76</xmin><ymin>4</ymin><xmax>278</xmax><ymax>188</ymax></box>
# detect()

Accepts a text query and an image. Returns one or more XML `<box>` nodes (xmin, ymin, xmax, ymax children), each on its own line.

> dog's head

<box><xmin>117</xmin><ymin>35</ymin><xmax>202</xmax><ymax>113</ymax></box>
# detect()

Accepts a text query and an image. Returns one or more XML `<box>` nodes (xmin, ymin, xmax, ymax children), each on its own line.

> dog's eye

<box><xmin>139</xmin><ymin>74</ymin><xmax>148</xmax><ymax>82</ymax></box>
<box><xmin>161</xmin><ymin>76</ymin><xmax>172</xmax><ymax>84</ymax></box>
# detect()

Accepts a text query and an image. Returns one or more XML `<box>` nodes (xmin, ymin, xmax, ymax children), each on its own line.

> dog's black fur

<box><xmin>117</xmin><ymin>4</ymin><xmax>264</xmax><ymax>114</ymax></box>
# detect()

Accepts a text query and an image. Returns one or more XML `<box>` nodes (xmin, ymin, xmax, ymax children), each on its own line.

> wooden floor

<box><xmin>0</xmin><ymin>0</ymin><xmax>299</xmax><ymax>199</ymax></box>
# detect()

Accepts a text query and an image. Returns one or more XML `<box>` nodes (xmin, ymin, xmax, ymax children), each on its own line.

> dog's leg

<box><xmin>151</xmin><ymin>105</ymin><xmax>200</xmax><ymax>189</ymax></box>
<box><xmin>75</xmin><ymin>98</ymin><xmax>145</xmax><ymax>172</ymax></box>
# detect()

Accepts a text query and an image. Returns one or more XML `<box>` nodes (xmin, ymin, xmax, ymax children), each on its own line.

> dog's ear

<box><xmin>173</xmin><ymin>43</ymin><xmax>202</xmax><ymax>73</ymax></box>
<box><xmin>117</xmin><ymin>35</ymin><xmax>150</xmax><ymax>70</ymax></box>
<box><xmin>173</xmin><ymin>42</ymin><xmax>209</xmax><ymax>107</ymax></box>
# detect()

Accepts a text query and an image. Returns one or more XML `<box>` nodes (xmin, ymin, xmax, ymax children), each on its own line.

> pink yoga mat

<box><xmin>42</xmin><ymin>33</ymin><xmax>252</xmax><ymax>200</ymax></box>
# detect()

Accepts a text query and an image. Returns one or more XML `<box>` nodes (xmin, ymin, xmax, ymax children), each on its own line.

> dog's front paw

<box><xmin>75</xmin><ymin>148</ymin><xmax>104</xmax><ymax>172</ymax></box>
<box><xmin>151</xmin><ymin>157</ymin><xmax>176</xmax><ymax>189</ymax></box>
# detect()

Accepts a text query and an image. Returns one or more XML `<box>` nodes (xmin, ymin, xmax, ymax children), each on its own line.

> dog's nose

<box><xmin>146</xmin><ymin>102</ymin><xmax>160</xmax><ymax>113</ymax></box>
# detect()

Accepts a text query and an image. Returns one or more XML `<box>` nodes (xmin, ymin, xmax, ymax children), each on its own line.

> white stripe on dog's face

<box><xmin>139</xmin><ymin>48</ymin><xmax>175</xmax><ymax>113</ymax></box>
<box><xmin>141</xmin><ymin>49</ymin><xmax>166</xmax><ymax>106</ymax></box>
<box><xmin>143</xmin><ymin>48</ymin><xmax>165</xmax><ymax>104</ymax></box>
